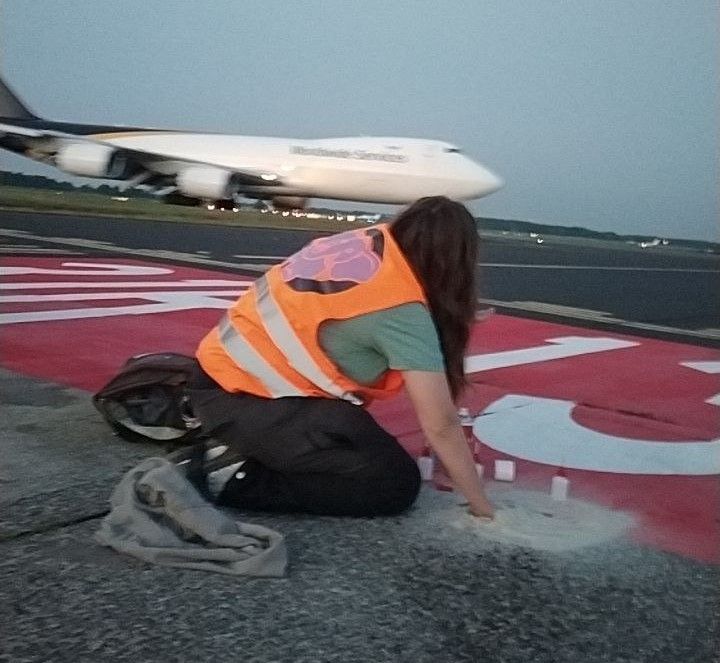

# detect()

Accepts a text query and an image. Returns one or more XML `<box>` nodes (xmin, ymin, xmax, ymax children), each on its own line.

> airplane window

<box><xmin>444</xmin><ymin>147</ymin><xmax>462</xmax><ymax>153</ymax></box>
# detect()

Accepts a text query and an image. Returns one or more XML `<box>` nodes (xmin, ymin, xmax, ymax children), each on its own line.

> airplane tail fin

<box><xmin>0</xmin><ymin>76</ymin><xmax>39</xmax><ymax>119</ymax></box>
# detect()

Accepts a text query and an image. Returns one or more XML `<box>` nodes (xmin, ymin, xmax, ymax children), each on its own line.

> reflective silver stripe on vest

<box><xmin>217</xmin><ymin>312</ymin><xmax>305</xmax><ymax>398</ymax></box>
<box><xmin>255</xmin><ymin>276</ymin><xmax>364</xmax><ymax>405</ymax></box>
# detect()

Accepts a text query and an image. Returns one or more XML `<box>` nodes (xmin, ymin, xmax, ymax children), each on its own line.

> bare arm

<box><xmin>403</xmin><ymin>370</ymin><xmax>494</xmax><ymax>519</ymax></box>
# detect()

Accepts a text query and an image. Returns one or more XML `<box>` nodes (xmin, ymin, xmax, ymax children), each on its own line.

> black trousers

<box><xmin>187</xmin><ymin>367</ymin><xmax>421</xmax><ymax>517</ymax></box>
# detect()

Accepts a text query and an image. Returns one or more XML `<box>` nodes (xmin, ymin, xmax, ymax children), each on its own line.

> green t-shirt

<box><xmin>318</xmin><ymin>302</ymin><xmax>445</xmax><ymax>386</ymax></box>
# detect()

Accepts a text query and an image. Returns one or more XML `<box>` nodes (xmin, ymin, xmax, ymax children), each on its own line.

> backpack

<box><xmin>93</xmin><ymin>352</ymin><xmax>203</xmax><ymax>445</ymax></box>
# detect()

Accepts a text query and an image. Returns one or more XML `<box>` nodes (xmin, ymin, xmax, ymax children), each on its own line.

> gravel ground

<box><xmin>1</xmin><ymin>370</ymin><xmax>718</xmax><ymax>662</ymax></box>
<box><xmin>2</xmin><ymin>503</ymin><xmax>718</xmax><ymax>663</ymax></box>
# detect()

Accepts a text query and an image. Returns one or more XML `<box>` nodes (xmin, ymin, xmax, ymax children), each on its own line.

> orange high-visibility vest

<box><xmin>196</xmin><ymin>224</ymin><xmax>428</xmax><ymax>403</ymax></box>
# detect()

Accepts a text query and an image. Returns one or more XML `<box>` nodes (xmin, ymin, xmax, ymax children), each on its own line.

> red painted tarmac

<box><xmin>2</xmin><ymin>257</ymin><xmax>718</xmax><ymax>563</ymax></box>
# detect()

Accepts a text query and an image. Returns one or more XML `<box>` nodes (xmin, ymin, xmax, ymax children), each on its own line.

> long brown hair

<box><xmin>390</xmin><ymin>196</ymin><xmax>479</xmax><ymax>400</ymax></box>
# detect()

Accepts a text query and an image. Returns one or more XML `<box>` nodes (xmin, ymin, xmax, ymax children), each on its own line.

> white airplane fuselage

<box><xmin>0</xmin><ymin>76</ymin><xmax>503</xmax><ymax>206</ymax></box>
<box><xmin>96</xmin><ymin>133</ymin><xmax>502</xmax><ymax>204</ymax></box>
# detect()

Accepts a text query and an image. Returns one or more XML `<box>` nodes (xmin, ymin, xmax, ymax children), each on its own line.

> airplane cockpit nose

<box><xmin>474</xmin><ymin>165</ymin><xmax>504</xmax><ymax>197</ymax></box>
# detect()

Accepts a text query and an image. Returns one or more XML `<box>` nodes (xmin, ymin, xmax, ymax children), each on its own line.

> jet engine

<box><xmin>176</xmin><ymin>166</ymin><xmax>236</xmax><ymax>200</ymax></box>
<box><xmin>55</xmin><ymin>142</ymin><xmax>139</xmax><ymax>179</ymax></box>
<box><xmin>272</xmin><ymin>196</ymin><xmax>307</xmax><ymax>210</ymax></box>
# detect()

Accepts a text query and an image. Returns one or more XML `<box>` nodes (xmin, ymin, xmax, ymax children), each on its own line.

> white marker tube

<box><xmin>457</xmin><ymin>407</ymin><xmax>473</xmax><ymax>426</ymax></box>
<box><xmin>494</xmin><ymin>460</ymin><xmax>516</xmax><ymax>482</ymax></box>
<box><xmin>551</xmin><ymin>475</ymin><xmax>570</xmax><ymax>500</ymax></box>
<box><xmin>458</xmin><ymin>408</ymin><xmax>476</xmax><ymax>456</ymax></box>
<box><xmin>417</xmin><ymin>455</ymin><xmax>435</xmax><ymax>481</ymax></box>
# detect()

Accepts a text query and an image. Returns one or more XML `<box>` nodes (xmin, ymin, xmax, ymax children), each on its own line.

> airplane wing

<box><xmin>102</xmin><ymin>141</ymin><xmax>284</xmax><ymax>188</ymax></box>
<box><xmin>0</xmin><ymin>121</ymin><xmax>284</xmax><ymax>190</ymax></box>
<box><xmin>0</xmin><ymin>121</ymin><xmax>45</xmax><ymax>137</ymax></box>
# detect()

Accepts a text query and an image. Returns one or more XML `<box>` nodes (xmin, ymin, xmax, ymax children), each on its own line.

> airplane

<box><xmin>0</xmin><ymin>76</ymin><xmax>503</xmax><ymax>210</ymax></box>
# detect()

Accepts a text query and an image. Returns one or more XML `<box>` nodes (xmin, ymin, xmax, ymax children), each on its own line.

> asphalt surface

<box><xmin>1</xmin><ymin>209</ymin><xmax>718</xmax><ymax>340</ymax></box>
<box><xmin>1</xmin><ymin>209</ymin><xmax>719</xmax><ymax>661</ymax></box>
<box><xmin>2</xmin><ymin>371</ymin><xmax>718</xmax><ymax>663</ymax></box>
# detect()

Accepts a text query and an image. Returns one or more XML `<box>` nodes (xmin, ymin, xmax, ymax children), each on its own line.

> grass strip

<box><xmin>0</xmin><ymin>185</ymin><xmax>367</xmax><ymax>232</ymax></box>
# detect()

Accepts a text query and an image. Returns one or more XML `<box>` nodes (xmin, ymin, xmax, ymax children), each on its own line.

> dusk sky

<box><xmin>1</xmin><ymin>1</ymin><xmax>717</xmax><ymax>241</ymax></box>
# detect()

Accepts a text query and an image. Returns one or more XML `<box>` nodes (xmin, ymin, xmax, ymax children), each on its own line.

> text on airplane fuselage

<box><xmin>290</xmin><ymin>146</ymin><xmax>409</xmax><ymax>163</ymax></box>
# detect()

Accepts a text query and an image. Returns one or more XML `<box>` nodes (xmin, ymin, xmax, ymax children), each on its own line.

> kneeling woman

<box><xmin>187</xmin><ymin>196</ymin><xmax>494</xmax><ymax>519</ymax></box>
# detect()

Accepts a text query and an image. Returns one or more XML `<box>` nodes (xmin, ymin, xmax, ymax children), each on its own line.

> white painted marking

<box><xmin>0</xmin><ymin>262</ymin><xmax>172</xmax><ymax>276</ymax></box>
<box><xmin>681</xmin><ymin>361</ymin><xmax>720</xmax><ymax>406</ymax></box>
<box><xmin>0</xmin><ymin>229</ymin><xmax>268</xmax><ymax>272</ymax></box>
<box><xmin>0</xmin><ymin>291</ymin><xmax>237</xmax><ymax>324</ymax></box>
<box><xmin>228</xmin><ymin>263</ymin><xmax>277</xmax><ymax>272</ymax></box>
<box><xmin>205</xmin><ymin>445</ymin><xmax>228</xmax><ymax>461</ymax></box>
<box><xmin>0</xmin><ymin>261</ymin><xmax>253</xmax><ymax>324</ymax></box>
<box><xmin>0</xmin><ymin>289</ymin><xmax>246</xmax><ymax>304</ymax></box>
<box><xmin>680</xmin><ymin>361</ymin><xmax>720</xmax><ymax>374</ymax></box>
<box><xmin>0</xmin><ymin>279</ymin><xmax>252</xmax><ymax>290</ymax></box>
<box><xmin>464</xmin><ymin>336</ymin><xmax>638</xmax><ymax>373</ymax></box>
<box><xmin>232</xmin><ymin>253</ymin><xmax>287</xmax><ymax>260</ymax></box>
<box><xmin>473</xmin><ymin>394</ymin><xmax>720</xmax><ymax>475</ymax></box>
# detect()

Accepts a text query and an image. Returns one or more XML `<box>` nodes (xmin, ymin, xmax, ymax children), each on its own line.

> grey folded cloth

<box><xmin>95</xmin><ymin>457</ymin><xmax>287</xmax><ymax>577</ymax></box>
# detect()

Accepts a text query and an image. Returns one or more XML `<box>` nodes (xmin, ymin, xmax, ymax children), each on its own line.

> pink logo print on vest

<box><xmin>281</xmin><ymin>231</ymin><xmax>381</xmax><ymax>285</ymax></box>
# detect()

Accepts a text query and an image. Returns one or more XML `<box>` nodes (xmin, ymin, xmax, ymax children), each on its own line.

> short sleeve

<box><xmin>319</xmin><ymin>303</ymin><xmax>445</xmax><ymax>384</ymax></box>
<box><xmin>369</xmin><ymin>303</ymin><xmax>445</xmax><ymax>373</ymax></box>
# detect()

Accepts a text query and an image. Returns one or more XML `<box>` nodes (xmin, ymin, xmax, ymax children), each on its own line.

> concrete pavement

<box><xmin>1</xmin><ymin>369</ymin><xmax>718</xmax><ymax>663</ymax></box>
